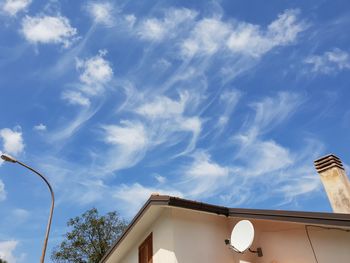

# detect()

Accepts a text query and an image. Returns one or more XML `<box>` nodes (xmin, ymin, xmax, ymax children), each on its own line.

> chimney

<box><xmin>314</xmin><ymin>154</ymin><xmax>350</xmax><ymax>213</ymax></box>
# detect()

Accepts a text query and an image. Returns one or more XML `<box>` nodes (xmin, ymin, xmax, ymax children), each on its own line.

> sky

<box><xmin>0</xmin><ymin>0</ymin><xmax>350</xmax><ymax>262</ymax></box>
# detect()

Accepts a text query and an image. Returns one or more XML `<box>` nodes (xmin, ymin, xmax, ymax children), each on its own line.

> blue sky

<box><xmin>0</xmin><ymin>0</ymin><xmax>350</xmax><ymax>261</ymax></box>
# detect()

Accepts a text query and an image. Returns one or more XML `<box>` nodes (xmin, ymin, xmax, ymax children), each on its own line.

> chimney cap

<box><xmin>314</xmin><ymin>154</ymin><xmax>344</xmax><ymax>173</ymax></box>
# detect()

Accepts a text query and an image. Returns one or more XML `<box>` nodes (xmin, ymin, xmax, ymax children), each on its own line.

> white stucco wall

<box><xmin>116</xmin><ymin>207</ymin><xmax>350</xmax><ymax>263</ymax></box>
<box><xmin>119</xmin><ymin>208</ymin><xmax>235</xmax><ymax>263</ymax></box>
<box><xmin>255</xmin><ymin>224</ymin><xmax>350</xmax><ymax>263</ymax></box>
<box><xmin>120</xmin><ymin>208</ymin><xmax>177</xmax><ymax>263</ymax></box>
<box><xmin>172</xmin><ymin>208</ymin><xmax>235</xmax><ymax>263</ymax></box>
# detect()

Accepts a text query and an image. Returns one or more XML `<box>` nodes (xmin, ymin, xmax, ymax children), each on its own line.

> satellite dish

<box><xmin>230</xmin><ymin>220</ymin><xmax>255</xmax><ymax>253</ymax></box>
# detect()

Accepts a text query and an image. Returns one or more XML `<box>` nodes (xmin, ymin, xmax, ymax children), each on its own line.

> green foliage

<box><xmin>51</xmin><ymin>208</ymin><xmax>128</xmax><ymax>263</ymax></box>
<box><xmin>0</xmin><ymin>258</ymin><xmax>8</xmax><ymax>263</ymax></box>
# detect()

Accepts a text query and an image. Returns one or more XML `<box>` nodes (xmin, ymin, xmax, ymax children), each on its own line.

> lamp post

<box><xmin>1</xmin><ymin>154</ymin><xmax>54</xmax><ymax>263</ymax></box>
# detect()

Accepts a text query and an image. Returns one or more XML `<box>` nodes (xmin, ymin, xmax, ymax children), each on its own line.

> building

<box><xmin>101</xmin><ymin>154</ymin><xmax>350</xmax><ymax>263</ymax></box>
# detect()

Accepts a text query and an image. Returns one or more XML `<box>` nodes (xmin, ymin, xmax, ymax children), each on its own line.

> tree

<box><xmin>0</xmin><ymin>258</ymin><xmax>8</xmax><ymax>263</ymax></box>
<box><xmin>51</xmin><ymin>208</ymin><xmax>128</xmax><ymax>263</ymax></box>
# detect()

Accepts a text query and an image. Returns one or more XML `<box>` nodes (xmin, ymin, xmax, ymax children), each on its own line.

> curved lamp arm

<box><xmin>1</xmin><ymin>154</ymin><xmax>54</xmax><ymax>263</ymax></box>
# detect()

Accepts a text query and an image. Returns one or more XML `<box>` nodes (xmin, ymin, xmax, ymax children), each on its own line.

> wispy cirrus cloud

<box><xmin>46</xmin><ymin>7</ymin><xmax>311</xmax><ymax>213</ymax></box>
<box><xmin>216</xmin><ymin>89</ymin><xmax>241</xmax><ymax>130</ymax></box>
<box><xmin>0</xmin><ymin>180</ymin><xmax>6</xmax><ymax>201</ymax></box>
<box><xmin>181</xmin><ymin>17</ymin><xmax>231</xmax><ymax>57</ymax></box>
<box><xmin>134</xmin><ymin>92</ymin><xmax>202</xmax><ymax>156</ymax></box>
<box><xmin>225</xmin><ymin>92</ymin><xmax>323</xmax><ymax>205</ymax></box>
<box><xmin>52</xmin><ymin>51</ymin><xmax>113</xmax><ymax>141</ymax></box>
<box><xmin>304</xmin><ymin>48</ymin><xmax>350</xmax><ymax>74</ymax></box>
<box><xmin>98</xmin><ymin>121</ymin><xmax>148</xmax><ymax>174</ymax></box>
<box><xmin>21</xmin><ymin>14</ymin><xmax>77</xmax><ymax>47</ymax></box>
<box><xmin>234</xmin><ymin>92</ymin><xmax>302</xmax><ymax>169</ymax></box>
<box><xmin>82</xmin><ymin>90</ymin><xmax>203</xmax><ymax>176</ymax></box>
<box><xmin>48</xmin><ymin>105</ymin><xmax>100</xmax><ymax>142</ymax></box>
<box><xmin>227</xmin><ymin>9</ymin><xmax>306</xmax><ymax>57</ymax></box>
<box><xmin>137</xmin><ymin>8</ymin><xmax>197</xmax><ymax>41</ymax></box>
<box><xmin>107</xmin><ymin>150</ymin><xmax>229</xmax><ymax>214</ymax></box>
<box><xmin>62</xmin><ymin>90</ymin><xmax>91</xmax><ymax>107</ymax></box>
<box><xmin>278</xmin><ymin>173</ymin><xmax>321</xmax><ymax>204</ymax></box>
<box><xmin>98</xmin><ymin>91</ymin><xmax>321</xmax><ymax>212</ymax></box>
<box><xmin>182</xmin><ymin>9</ymin><xmax>306</xmax><ymax>58</ymax></box>
<box><xmin>180</xmin><ymin>151</ymin><xmax>230</xmax><ymax>198</ymax></box>
<box><xmin>251</xmin><ymin>92</ymin><xmax>302</xmax><ymax>132</ymax></box>
<box><xmin>1</xmin><ymin>0</ymin><xmax>31</xmax><ymax>16</ymax></box>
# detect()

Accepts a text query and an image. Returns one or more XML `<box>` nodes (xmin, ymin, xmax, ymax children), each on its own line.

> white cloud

<box><xmin>182</xmin><ymin>18</ymin><xmax>232</xmax><ymax>57</ymax></box>
<box><xmin>228</xmin><ymin>9</ymin><xmax>305</xmax><ymax>57</ymax></box>
<box><xmin>249</xmin><ymin>92</ymin><xmax>301</xmax><ymax>136</ymax></box>
<box><xmin>138</xmin><ymin>19</ymin><xmax>166</xmax><ymax>41</ymax></box>
<box><xmin>103</xmin><ymin>121</ymin><xmax>147</xmax><ymax>149</ymax></box>
<box><xmin>33</xmin><ymin>123</ymin><xmax>47</xmax><ymax>131</ymax></box>
<box><xmin>278</xmin><ymin>175</ymin><xmax>321</xmax><ymax>202</ymax></box>
<box><xmin>154</xmin><ymin>174</ymin><xmax>166</xmax><ymax>184</ymax></box>
<box><xmin>61</xmin><ymin>51</ymin><xmax>113</xmax><ymax>108</ymax></box>
<box><xmin>2</xmin><ymin>0</ymin><xmax>31</xmax><ymax>16</ymax></box>
<box><xmin>267</xmin><ymin>9</ymin><xmax>304</xmax><ymax>45</ymax></box>
<box><xmin>87</xmin><ymin>2</ymin><xmax>114</xmax><ymax>26</ymax></box>
<box><xmin>21</xmin><ymin>15</ymin><xmax>77</xmax><ymax>47</ymax></box>
<box><xmin>177</xmin><ymin>117</ymin><xmax>201</xmax><ymax>155</ymax></box>
<box><xmin>113</xmin><ymin>183</ymin><xmax>182</xmax><ymax>217</ymax></box>
<box><xmin>233</xmin><ymin>97</ymin><xmax>300</xmax><ymax>148</ymax></box>
<box><xmin>0</xmin><ymin>128</ymin><xmax>24</xmax><ymax>156</ymax></box>
<box><xmin>304</xmin><ymin>48</ymin><xmax>350</xmax><ymax>74</ymax></box>
<box><xmin>217</xmin><ymin>90</ymin><xmax>241</xmax><ymax>129</ymax></box>
<box><xmin>239</xmin><ymin>140</ymin><xmax>294</xmax><ymax>177</ymax></box>
<box><xmin>0</xmin><ymin>180</ymin><xmax>6</xmax><ymax>201</ymax></box>
<box><xmin>134</xmin><ymin>92</ymin><xmax>202</xmax><ymax>155</ymax></box>
<box><xmin>100</xmin><ymin>121</ymin><xmax>148</xmax><ymax>172</ymax></box>
<box><xmin>77</xmin><ymin>51</ymin><xmax>113</xmax><ymax>95</ymax></box>
<box><xmin>95</xmin><ymin>92</ymin><xmax>203</xmax><ymax>174</ymax></box>
<box><xmin>137</xmin><ymin>8</ymin><xmax>197</xmax><ymax>41</ymax></box>
<box><xmin>224</xmin><ymin>137</ymin><xmax>324</xmax><ymax>206</ymax></box>
<box><xmin>233</xmin><ymin>92</ymin><xmax>301</xmax><ymax>165</ymax></box>
<box><xmin>0</xmin><ymin>240</ymin><xmax>19</xmax><ymax>263</ymax></box>
<box><xmin>182</xmin><ymin>9</ymin><xmax>305</xmax><ymax>58</ymax></box>
<box><xmin>273</xmin><ymin>139</ymin><xmax>324</xmax><ymax>203</ymax></box>
<box><xmin>222</xmin><ymin>93</ymin><xmax>324</xmax><ymax>206</ymax></box>
<box><xmin>61</xmin><ymin>90</ymin><xmax>90</xmax><ymax>107</ymax></box>
<box><xmin>49</xmin><ymin>106</ymin><xmax>99</xmax><ymax>142</ymax></box>
<box><xmin>187</xmin><ymin>152</ymin><xmax>228</xmax><ymax>178</ymax></box>
<box><xmin>135</xmin><ymin>92</ymin><xmax>187</xmax><ymax>119</ymax></box>
<box><xmin>181</xmin><ymin>151</ymin><xmax>229</xmax><ymax>198</ymax></box>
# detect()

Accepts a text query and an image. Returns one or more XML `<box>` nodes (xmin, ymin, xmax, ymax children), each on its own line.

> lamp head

<box><xmin>1</xmin><ymin>154</ymin><xmax>17</xmax><ymax>163</ymax></box>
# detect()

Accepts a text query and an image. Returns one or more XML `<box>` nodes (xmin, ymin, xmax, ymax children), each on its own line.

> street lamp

<box><xmin>1</xmin><ymin>154</ymin><xmax>54</xmax><ymax>263</ymax></box>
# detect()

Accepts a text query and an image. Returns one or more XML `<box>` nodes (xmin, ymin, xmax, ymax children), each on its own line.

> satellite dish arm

<box><xmin>224</xmin><ymin>239</ymin><xmax>243</xmax><ymax>254</ymax></box>
<box><xmin>249</xmin><ymin>247</ymin><xmax>263</xmax><ymax>257</ymax></box>
<box><xmin>225</xmin><ymin>239</ymin><xmax>263</xmax><ymax>257</ymax></box>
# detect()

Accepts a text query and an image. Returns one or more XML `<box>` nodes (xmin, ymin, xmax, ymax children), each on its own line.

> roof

<box><xmin>100</xmin><ymin>194</ymin><xmax>350</xmax><ymax>262</ymax></box>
